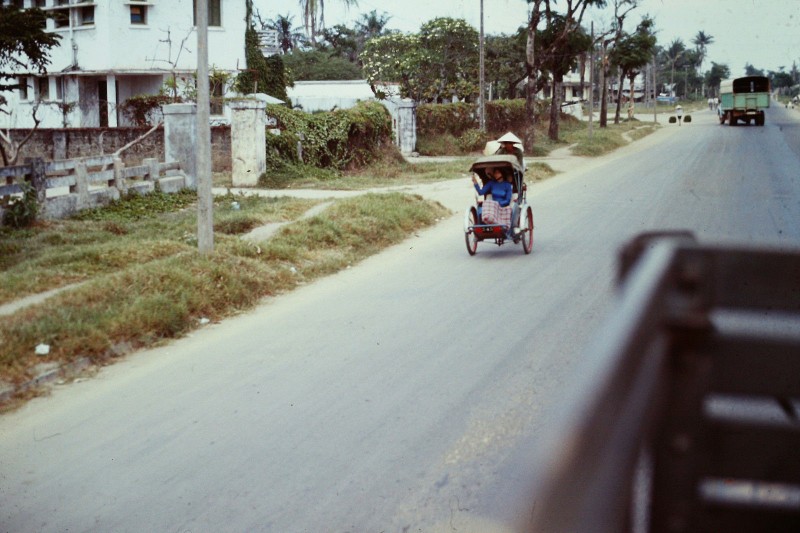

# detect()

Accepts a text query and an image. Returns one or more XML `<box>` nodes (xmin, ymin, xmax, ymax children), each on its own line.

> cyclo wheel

<box><xmin>465</xmin><ymin>207</ymin><xmax>478</xmax><ymax>255</ymax></box>
<box><xmin>522</xmin><ymin>206</ymin><xmax>534</xmax><ymax>254</ymax></box>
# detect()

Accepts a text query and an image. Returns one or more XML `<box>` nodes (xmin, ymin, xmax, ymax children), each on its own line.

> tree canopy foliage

<box><xmin>0</xmin><ymin>5</ymin><xmax>60</xmax><ymax>95</ymax></box>
<box><xmin>361</xmin><ymin>17</ymin><xmax>478</xmax><ymax>103</ymax></box>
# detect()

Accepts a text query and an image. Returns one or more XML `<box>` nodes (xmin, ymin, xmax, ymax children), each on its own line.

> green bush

<box><xmin>2</xmin><ymin>182</ymin><xmax>38</xmax><ymax>228</ymax></box>
<box><xmin>264</xmin><ymin>101</ymin><xmax>393</xmax><ymax>171</ymax></box>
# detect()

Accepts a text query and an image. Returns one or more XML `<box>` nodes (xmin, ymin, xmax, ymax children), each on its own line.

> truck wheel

<box><xmin>757</xmin><ymin>112</ymin><xmax>765</xmax><ymax>126</ymax></box>
<box><xmin>729</xmin><ymin>113</ymin><xmax>737</xmax><ymax>126</ymax></box>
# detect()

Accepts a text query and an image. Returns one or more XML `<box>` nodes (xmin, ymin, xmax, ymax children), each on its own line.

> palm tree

<box><xmin>298</xmin><ymin>0</ymin><xmax>359</xmax><ymax>46</ymax></box>
<box><xmin>692</xmin><ymin>30</ymin><xmax>714</xmax><ymax>70</ymax></box>
<box><xmin>355</xmin><ymin>10</ymin><xmax>390</xmax><ymax>40</ymax></box>
<box><xmin>664</xmin><ymin>38</ymin><xmax>686</xmax><ymax>96</ymax></box>
<box><xmin>265</xmin><ymin>13</ymin><xmax>305</xmax><ymax>53</ymax></box>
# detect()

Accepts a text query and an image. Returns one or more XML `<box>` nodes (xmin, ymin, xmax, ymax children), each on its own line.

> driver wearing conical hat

<box><xmin>494</xmin><ymin>132</ymin><xmax>525</xmax><ymax>170</ymax></box>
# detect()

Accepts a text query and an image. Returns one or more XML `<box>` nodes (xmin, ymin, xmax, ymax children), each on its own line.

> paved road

<box><xmin>1</xmin><ymin>107</ymin><xmax>799</xmax><ymax>532</ymax></box>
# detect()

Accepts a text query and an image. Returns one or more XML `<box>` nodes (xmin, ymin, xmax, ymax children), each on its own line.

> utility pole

<box><xmin>479</xmin><ymin>0</ymin><xmax>486</xmax><ymax>131</ymax></box>
<box><xmin>653</xmin><ymin>55</ymin><xmax>657</xmax><ymax>123</ymax></box>
<box><xmin>588</xmin><ymin>22</ymin><xmax>594</xmax><ymax>138</ymax></box>
<box><xmin>196</xmin><ymin>0</ymin><xmax>214</xmax><ymax>254</ymax></box>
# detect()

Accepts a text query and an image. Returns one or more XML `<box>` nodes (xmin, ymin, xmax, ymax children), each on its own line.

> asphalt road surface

<box><xmin>2</xmin><ymin>106</ymin><xmax>799</xmax><ymax>532</ymax></box>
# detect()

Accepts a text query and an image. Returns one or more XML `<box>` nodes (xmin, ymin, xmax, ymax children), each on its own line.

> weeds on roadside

<box><xmin>0</xmin><ymin>191</ymin><xmax>449</xmax><ymax>386</ymax></box>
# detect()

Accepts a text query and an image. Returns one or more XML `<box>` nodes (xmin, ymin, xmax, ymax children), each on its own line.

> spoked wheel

<box><xmin>522</xmin><ymin>206</ymin><xmax>534</xmax><ymax>254</ymax></box>
<box><xmin>465</xmin><ymin>207</ymin><xmax>478</xmax><ymax>255</ymax></box>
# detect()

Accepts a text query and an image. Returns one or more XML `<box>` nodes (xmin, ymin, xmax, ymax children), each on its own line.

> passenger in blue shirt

<box><xmin>472</xmin><ymin>167</ymin><xmax>513</xmax><ymax>207</ymax></box>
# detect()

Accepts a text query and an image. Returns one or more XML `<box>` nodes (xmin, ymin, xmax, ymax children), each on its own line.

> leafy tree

<box><xmin>770</xmin><ymin>70</ymin><xmax>794</xmax><ymax>90</ymax></box>
<box><xmin>259</xmin><ymin>13</ymin><xmax>306</xmax><ymax>53</ymax></box>
<box><xmin>319</xmin><ymin>24</ymin><xmax>360</xmax><ymax>63</ymax></box>
<box><xmin>537</xmin><ymin>13</ymin><xmax>593</xmax><ymax>138</ymax></box>
<box><xmin>0</xmin><ymin>5</ymin><xmax>60</xmax><ymax>103</ymax></box>
<box><xmin>361</xmin><ymin>18</ymin><xmax>479</xmax><ymax>103</ymax></box>
<box><xmin>609</xmin><ymin>16</ymin><xmax>655</xmax><ymax>123</ymax></box>
<box><xmin>744</xmin><ymin>63</ymin><xmax>765</xmax><ymax>77</ymax></box>
<box><xmin>484</xmin><ymin>30</ymin><xmax>527</xmax><ymax>100</ymax></box>
<box><xmin>525</xmin><ymin>0</ymin><xmax>606</xmax><ymax>142</ymax></box>
<box><xmin>703</xmin><ymin>61</ymin><xmax>730</xmax><ymax>95</ymax></box>
<box><xmin>237</xmin><ymin>1</ymin><xmax>289</xmax><ymax>102</ymax></box>
<box><xmin>0</xmin><ymin>5</ymin><xmax>61</xmax><ymax>165</ymax></box>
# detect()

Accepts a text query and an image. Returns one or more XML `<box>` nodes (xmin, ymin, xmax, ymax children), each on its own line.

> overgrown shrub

<box><xmin>264</xmin><ymin>101</ymin><xmax>393</xmax><ymax>171</ymax></box>
<box><xmin>1</xmin><ymin>182</ymin><xmax>38</xmax><ymax>228</ymax></box>
<box><xmin>119</xmin><ymin>94</ymin><xmax>175</xmax><ymax>127</ymax></box>
<box><xmin>416</xmin><ymin>102</ymin><xmax>475</xmax><ymax>136</ymax></box>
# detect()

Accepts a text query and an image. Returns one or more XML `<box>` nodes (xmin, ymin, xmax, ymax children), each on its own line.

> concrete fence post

<box><xmin>113</xmin><ymin>157</ymin><xmax>127</xmax><ymax>196</ymax></box>
<box><xmin>74</xmin><ymin>159</ymin><xmax>90</xmax><ymax>209</ymax></box>
<box><xmin>143</xmin><ymin>158</ymin><xmax>159</xmax><ymax>182</ymax></box>
<box><xmin>25</xmin><ymin>157</ymin><xmax>47</xmax><ymax>211</ymax></box>
<box><xmin>163</xmin><ymin>103</ymin><xmax>197</xmax><ymax>189</ymax></box>
<box><xmin>229</xmin><ymin>96</ymin><xmax>267</xmax><ymax>187</ymax></box>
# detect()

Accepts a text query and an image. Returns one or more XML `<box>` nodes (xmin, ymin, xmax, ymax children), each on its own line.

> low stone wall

<box><xmin>3</xmin><ymin>126</ymin><xmax>232</xmax><ymax>172</ymax></box>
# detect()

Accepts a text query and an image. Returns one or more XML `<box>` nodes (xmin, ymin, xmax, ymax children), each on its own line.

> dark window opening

<box><xmin>194</xmin><ymin>0</ymin><xmax>222</xmax><ymax>27</ymax></box>
<box><xmin>130</xmin><ymin>5</ymin><xmax>147</xmax><ymax>25</ymax></box>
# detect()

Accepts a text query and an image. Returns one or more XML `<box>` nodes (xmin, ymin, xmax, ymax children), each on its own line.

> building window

<box><xmin>193</xmin><ymin>0</ymin><xmax>221</xmax><ymax>27</ymax></box>
<box><xmin>18</xmin><ymin>76</ymin><xmax>29</xmax><ymax>101</ymax></box>
<box><xmin>37</xmin><ymin>77</ymin><xmax>49</xmax><ymax>100</ymax></box>
<box><xmin>55</xmin><ymin>77</ymin><xmax>63</xmax><ymax>100</ymax></box>
<box><xmin>34</xmin><ymin>0</ymin><xmax>47</xmax><ymax>7</ymax></box>
<box><xmin>130</xmin><ymin>5</ymin><xmax>147</xmax><ymax>24</ymax></box>
<box><xmin>78</xmin><ymin>6</ymin><xmax>94</xmax><ymax>25</ymax></box>
<box><xmin>53</xmin><ymin>8</ymin><xmax>69</xmax><ymax>28</ymax></box>
<box><xmin>9</xmin><ymin>0</ymin><xmax>24</xmax><ymax>9</ymax></box>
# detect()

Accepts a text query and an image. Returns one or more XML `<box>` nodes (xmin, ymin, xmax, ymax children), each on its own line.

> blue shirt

<box><xmin>474</xmin><ymin>180</ymin><xmax>513</xmax><ymax>207</ymax></box>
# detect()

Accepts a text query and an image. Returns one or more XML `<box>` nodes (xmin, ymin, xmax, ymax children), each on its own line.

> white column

<box><xmin>106</xmin><ymin>73</ymin><xmax>118</xmax><ymax>127</ymax></box>
<box><xmin>230</xmin><ymin>96</ymin><xmax>267</xmax><ymax>186</ymax></box>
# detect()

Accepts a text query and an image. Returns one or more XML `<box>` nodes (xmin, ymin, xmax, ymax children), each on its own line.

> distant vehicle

<box><xmin>718</xmin><ymin>75</ymin><xmax>770</xmax><ymax>126</ymax></box>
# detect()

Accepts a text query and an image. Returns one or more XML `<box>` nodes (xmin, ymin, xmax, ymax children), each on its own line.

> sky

<box><xmin>254</xmin><ymin>0</ymin><xmax>800</xmax><ymax>77</ymax></box>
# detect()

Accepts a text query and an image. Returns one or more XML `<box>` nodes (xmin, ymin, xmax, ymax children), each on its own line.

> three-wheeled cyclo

<box><xmin>463</xmin><ymin>154</ymin><xmax>534</xmax><ymax>255</ymax></box>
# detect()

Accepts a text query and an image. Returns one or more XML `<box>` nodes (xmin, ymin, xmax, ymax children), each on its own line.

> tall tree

<box><xmin>597</xmin><ymin>0</ymin><xmax>638</xmax><ymax>128</ymax></box>
<box><xmin>609</xmin><ymin>16</ymin><xmax>656</xmax><ymax>123</ymax></box>
<box><xmin>524</xmin><ymin>0</ymin><xmax>606</xmax><ymax>145</ymax></box>
<box><xmin>663</xmin><ymin>38</ymin><xmax>686</xmax><ymax>96</ymax></box>
<box><xmin>485</xmin><ymin>29</ymin><xmax>527</xmax><ymax>100</ymax></box>
<box><xmin>298</xmin><ymin>0</ymin><xmax>359</xmax><ymax>46</ymax></box>
<box><xmin>361</xmin><ymin>18</ymin><xmax>478</xmax><ymax>103</ymax></box>
<box><xmin>259</xmin><ymin>13</ymin><xmax>306</xmax><ymax>54</ymax></box>
<box><xmin>691</xmin><ymin>30</ymin><xmax>714</xmax><ymax>70</ymax></box>
<box><xmin>537</xmin><ymin>13</ymin><xmax>592</xmax><ymax>139</ymax></box>
<box><xmin>0</xmin><ymin>5</ymin><xmax>60</xmax><ymax>102</ymax></box>
<box><xmin>0</xmin><ymin>4</ymin><xmax>61</xmax><ymax>165</ymax></box>
<box><xmin>703</xmin><ymin>61</ymin><xmax>729</xmax><ymax>96</ymax></box>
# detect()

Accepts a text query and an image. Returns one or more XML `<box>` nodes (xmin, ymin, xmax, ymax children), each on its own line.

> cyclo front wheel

<box><xmin>522</xmin><ymin>206</ymin><xmax>534</xmax><ymax>254</ymax></box>
<box><xmin>465</xmin><ymin>207</ymin><xmax>478</xmax><ymax>255</ymax></box>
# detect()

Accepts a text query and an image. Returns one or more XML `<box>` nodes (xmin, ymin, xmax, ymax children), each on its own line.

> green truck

<box><xmin>718</xmin><ymin>75</ymin><xmax>770</xmax><ymax>126</ymax></box>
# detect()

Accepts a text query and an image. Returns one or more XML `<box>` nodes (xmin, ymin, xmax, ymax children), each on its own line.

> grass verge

<box><xmin>0</xmin><ymin>190</ymin><xmax>449</xmax><ymax>389</ymax></box>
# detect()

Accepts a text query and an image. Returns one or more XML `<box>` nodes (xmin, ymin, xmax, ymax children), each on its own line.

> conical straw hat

<box><xmin>496</xmin><ymin>132</ymin><xmax>523</xmax><ymax>144</ymax></box>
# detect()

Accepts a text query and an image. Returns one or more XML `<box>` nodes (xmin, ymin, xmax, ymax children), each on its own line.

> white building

<box><xmin>1</xmin><ymin>0</ymin><xmax>246</xmax><ymax>129</ymax></box>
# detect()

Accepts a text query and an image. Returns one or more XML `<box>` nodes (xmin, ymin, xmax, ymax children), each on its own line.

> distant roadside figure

<box><xmin>675</xmin><ymin>105</ymin><xmax>683</xmax><ymax>126</ymax></box>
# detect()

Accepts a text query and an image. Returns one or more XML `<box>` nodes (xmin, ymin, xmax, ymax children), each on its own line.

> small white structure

<box><xmin>2</xmin><ymin>0</ymin><xmax>246</xmax><ymax>129</ymax></box>
<box><xmin>286</xmin><ymin>80</ymin><xmax>417</xmax><ymax>155</ymax></box>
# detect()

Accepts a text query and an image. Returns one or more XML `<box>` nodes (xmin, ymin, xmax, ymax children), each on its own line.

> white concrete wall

<box><xmin>1</xmin><ymin>0</ymin><xmax>247</xmax><ymax>129</ymax></box>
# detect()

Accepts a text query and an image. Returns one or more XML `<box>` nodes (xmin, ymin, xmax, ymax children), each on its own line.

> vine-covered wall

<box><xmin>265</xmin><ymin>101</ymin><xmax>394</xmax><ymax>171</ymax></box>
